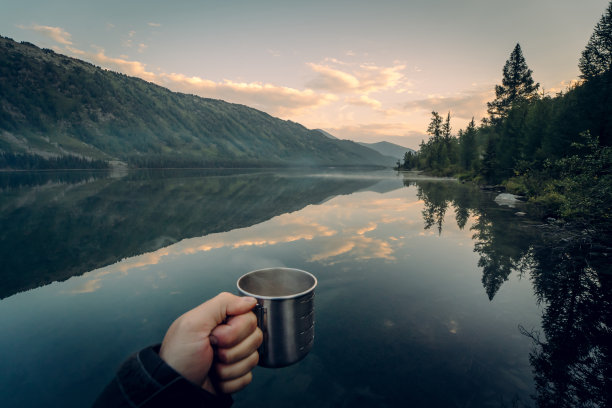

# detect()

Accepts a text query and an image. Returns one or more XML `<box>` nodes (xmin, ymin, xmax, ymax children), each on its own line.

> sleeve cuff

<box><xmin>93</xmin><ymin>345</ymin><xmax>233</xmax><ymax>408</ymax></box>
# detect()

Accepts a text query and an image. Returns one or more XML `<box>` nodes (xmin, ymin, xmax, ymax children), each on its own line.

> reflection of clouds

<box><xmin>72</xmin><ymin>187</ymin><xmax>475</xmax><ymax>294</ymax></box>
<box><xmin>65</xmin><ymin>279</ymin><xmax>101</xmax><ymax>294</ymax></box>
<box><xmin>309</xmin><ymin>242</ymin><xmax>356</xmax><ymax>262</ymax></box>
<box><xmin>446</xmin><ymin>319</ymin><xmax>459</xmax><ymax>334</ymax></box>
<box><xmin>356</xmin><ymin>222</ymin><xmax>377</xmax><ymax>235</ymax></box>
<box><xmin>91</xmin><ymin>219</ymin><xmax>338</xmax><ymax>279</ymax></box>
<box><xmin>309</xmin><ymin>235</ymin><xmax>394</xmax><ymax>265</ymax></box>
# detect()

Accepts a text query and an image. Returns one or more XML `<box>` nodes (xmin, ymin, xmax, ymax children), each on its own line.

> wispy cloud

<box><xmin>346</xmin><ymin>95</ymin><xmax>383</xmax><ymax>109</ymax></box>
<box><xmin>17</xmin><ymin>24</ymin><xmax>73</xmax><ymax>45</ymax></box>
<box><xmin>148</xmin><ymin>22</ymin><xmax>161</xmax><ymax>27</ymax></box>
<box><xmin>307</xmin><ymin>60</ymin><xmax>407</xmax><ymax>94</ymax></box>
<box><xmin>159</xmin><ymin>73</ymin><xmax>338</xmax><ymax>116</ymax></box>
<box><xmin>59</xmin><ymin>44</ymin><xmax>337</xmax><ymax>117</ymax></box>
<box><xmin>82</xmin><ymin>47</ymin><xmax>158</xmax><ymax>82</ymax></box>
<box><xmin>403</xmin><ymin>88</ymin><xmax>493</xmax><ymax>120</ymax></box>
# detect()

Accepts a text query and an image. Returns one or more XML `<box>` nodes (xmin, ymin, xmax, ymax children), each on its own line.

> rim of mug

<box><xmin>237</xmin><ymin>267</ymin><xmax>317</xmax><ymax>300</ymax></box>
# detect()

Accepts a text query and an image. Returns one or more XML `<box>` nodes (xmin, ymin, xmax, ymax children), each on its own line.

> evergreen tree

<box><xmin>459</xmin><ymin>117</ymin><xmax>477</xmax><ymax>170</ymax></box>
<box><xmin>481</xmin><ymin>135</ymin><xmax>499</xmax><ymax>183</ymax></box>
<box><xmin>442</xmin><ymin>111</ymin><xmax>452</xmax><ymax>142</ymax></box>
<box><xmin>427</xmin><ymin>111</ymin><xmax>443</xmax><ymax>141</ymax></box>
<box><xmin>579</xmin><ymin>1</ymin><xmax>612</xmax><ymax>80</ymax></box>
<box><xmin>487</xmin><ymin>43</ymin><xmax>539</xmax><ymax>121</ymax></box>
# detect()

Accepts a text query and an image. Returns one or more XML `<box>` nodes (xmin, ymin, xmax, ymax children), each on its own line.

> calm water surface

<box><xmin>0</xmin><ymin>169</ymin><xmax>609</xmax><ymax>407</ymax></box>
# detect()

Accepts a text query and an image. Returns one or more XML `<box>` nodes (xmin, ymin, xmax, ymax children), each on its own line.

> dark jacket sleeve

<box><xmin>92</xmin><ymin>345</ymin><xmax>233</xmax><ymax>408</ymax></box>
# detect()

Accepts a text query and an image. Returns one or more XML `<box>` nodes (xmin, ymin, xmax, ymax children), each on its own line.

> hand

<box><xmin>159</xmin><ymin>292</ymin><xmax>263</xmax><ymax>394</ymax></box>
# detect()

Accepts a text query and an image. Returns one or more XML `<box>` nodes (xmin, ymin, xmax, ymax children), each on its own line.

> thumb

<box><xmin>190</xmin><ymin>292</ymin><xmax>257</xmax><ymax>332</ymax></box>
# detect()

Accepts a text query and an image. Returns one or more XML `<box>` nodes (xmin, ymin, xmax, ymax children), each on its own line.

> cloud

<box><xmin>138</xmin><ymin>43</ymin><xmax>148</xmax><ymax>53</ymax></box>
<box><xmin>307</xmin><ymin>63</ymin><xmax>360</xmax><ymax>92</ymax></box>
<box><xmin>17</xmin><ymin>24</ymin><xmax>72</xmax><ymax>45</ymax></box>
<box><xmin>158</xmin><ymin>73</ymin><xmax>338</xmax><ymax>116</ymax></box>
<box><xmin>148</xmin><ymin>22</ymin><xmax>161</xmax><ymax>27</ymax></box>
<box><xmin>403</xmin><ymin>88</ymin><xmax>493</xmax><ymax>120</ymax></box>
<box><xmin>86</xmin><ymin>48</ymin><xmax>157</xmax><ymax>82</ymax></box>
<box><xmin>307</xmin><ymin>60</ymin><xmax>407</xmax><ymax>94</ymax></box>
<box><xmin>59</xmin><ymin>45</ymin><xmax>336</xmax><ymax>117</ymax></box>
<box><xmin>544</xmin><ymin>79</ymin><xmax>582</xmax><ymax>95</ymax></box>
<box><xmin>346</xmin><ymin>95</ymin><xmax>382</xmax><ymax>109</ymax></box>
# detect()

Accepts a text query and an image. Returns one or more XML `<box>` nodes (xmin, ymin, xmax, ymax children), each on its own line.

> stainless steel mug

<box><xmin>237</xmin><ymin>267</ymin><xmax>317</xmax><ymax>368</ymax></box>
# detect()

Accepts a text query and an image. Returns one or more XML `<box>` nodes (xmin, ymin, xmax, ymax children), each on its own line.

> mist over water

<box><xmin>0</xmin><ymin>169</ymin><xmax>608</xmax><ymax>407</ymax></box>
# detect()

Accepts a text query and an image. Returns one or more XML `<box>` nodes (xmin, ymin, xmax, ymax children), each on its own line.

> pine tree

<box><xmin>459</xmin><ymin>118</ymin><xmax>477</xmax><ymax>170</ymax></box>
<box><xmin>426</xmin><ymin>111</ymin><xmax>443</xmax><ymax>141</ymax></box>
<box><xmin>442</xmin><ymin>111</ymin><xmax>452</xmax><ymax>142</ymax></box>
<box><xmin>579</xmin><ymin>1</ymin><xmax>612</xmax><ymax>80</ymax></box>
<box><xmin>487</xmin><ymin>43</ymin><xmax>539</xmax><ymax>121</ymax></box>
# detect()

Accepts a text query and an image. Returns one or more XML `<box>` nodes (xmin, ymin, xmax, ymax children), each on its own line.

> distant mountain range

<box><xmin>0</xmin><ymin>36</ymin><xmax>394</xmax><ymax>168</ymax></box>
<box><xmin>314</xmin><ymin>129</ymin><xmax>415</xmax><ymax>160</ymax></box>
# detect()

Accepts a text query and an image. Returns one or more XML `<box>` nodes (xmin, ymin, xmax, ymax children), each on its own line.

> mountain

<box><xmin>0</xmin><ymin>36</ymin><xmax>393</xmax><ymax>168</ymax></box>
<box><xmin>358</xmin><ymin>141</ymin><xmax>415</xmax><ymax>159</ymax></box>
<box><xmin>314</xmin><ymin>129</ymin><xmax>339</xmax><ymax>139</ymax></box>
<box><xmin>315</xmin><ymin>128</ymin><xmax>414</xmax><ymax>160</ymax></box>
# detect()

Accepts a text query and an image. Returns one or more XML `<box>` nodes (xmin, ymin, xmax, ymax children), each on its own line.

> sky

<box><xmin>1</xmin><ymin>0</ymin><xmax>609</xmax><ymax>149</ymax></box>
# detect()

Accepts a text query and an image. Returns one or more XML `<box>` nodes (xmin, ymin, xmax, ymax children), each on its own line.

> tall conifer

<box><xmin>579</xmin><ymin>1</ymin><xmax>612</xmax><ymax>80</ymax></box>
<box><xmin>487</xmin><ymin>43</ymin><xmax>539</xmax><ymax>121</ymax></box>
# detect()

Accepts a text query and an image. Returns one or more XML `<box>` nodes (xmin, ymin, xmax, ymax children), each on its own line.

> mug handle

<box><xmin>253</xmin><ymin>303</ymin><xmax>267</xmax><ymax>358</ymax></box>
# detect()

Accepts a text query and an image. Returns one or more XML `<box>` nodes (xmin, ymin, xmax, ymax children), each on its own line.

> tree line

<box><xmin>401</xmin><ymin>1</ymin><xmax>612</xmax><ymax>226</ymax></box>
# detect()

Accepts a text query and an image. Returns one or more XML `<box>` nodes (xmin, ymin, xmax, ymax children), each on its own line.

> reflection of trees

<box><xmin>413</xmin><ymin>178</ymin><xmax>535</xmax><ymax>300</ymax></box>
<box><xmin>471</xmin><ymin>208</ymin><xmax>535</xmax><ymax>300</ymax></box>
<box><xmin>521</xmin><ymin>229</ymin><xmax>612</xmax><ymax>408</ymax></box>
<box><xmin>409</xmin><ymin>176</ymin><xmax>612</xmax><ymax>407</ymax></box>
<box><xmin>414</xmin><ymin>180</ymin><xmax>480</xmax><ymax>235</ymax></box>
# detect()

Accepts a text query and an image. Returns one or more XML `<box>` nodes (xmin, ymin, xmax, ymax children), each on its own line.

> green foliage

<box><xmin>487</xmin><ymin>43</ymin><xmax>539</xmax><ymax>121</ymax></box>
<box><xmin>426</xmin><ymin>111</ymin><xmax>443</xmax><ymax>139</ymax></box>
<box><xmin>459</xmin><ymin>118</ymin><xmax>478</xmax><ymax>170</ymax></box>
<box><xmin>554</xmin><ymin>132</ymin><xmax>612</xmax><ymax>223</ymax></box>
<box><xmin>579</xmin><ymin>1</ymin><xmax>612</xmax><ymax>80</ymax></box>
<box><xmin>407</xmin><ymin>2</ymin><xmax>612</xmax><ymax>227</ymax></box>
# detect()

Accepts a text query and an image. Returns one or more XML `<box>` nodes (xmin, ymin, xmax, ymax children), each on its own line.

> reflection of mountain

<box><xmin>0</xmin><ymin>170</ymin><xmax>378</xmax><ymax>298</ymax></box>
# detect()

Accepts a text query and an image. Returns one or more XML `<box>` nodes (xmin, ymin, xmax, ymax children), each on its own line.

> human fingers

<box><xmin>214</xmin><ymin>349</ymin><xmax>259</xmax><ymax>381</ymax></box>
<box><xmin>187</xmin><ymin>293</ymin><xmax>256</xmax><ymax>333</ymax></box>
<box><xmin>210</xmin><ymin>311</ymin><xmax>258</xmax><ymax>348</ymax></box>
<box><xmin>215</xmin><ymin>371</ymin><xmax>253</xmax><ymax>394</ymax></box>
<box><xmin>216</xmin><ymin>327</ymin><xmax>263</xmax><ymax>364</ymax></box>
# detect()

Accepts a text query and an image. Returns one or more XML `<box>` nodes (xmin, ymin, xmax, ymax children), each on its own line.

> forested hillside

<box><xmin>0</xmin><ymin>36</ymin><xmax>392</xmax><ymax>168</ymax></box>
<box><xmin>402</xmin><ymin>2</ymin><xmax>612</xmax><ymax>226</ymax></box>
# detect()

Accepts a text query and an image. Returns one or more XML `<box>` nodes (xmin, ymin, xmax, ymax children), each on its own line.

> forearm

<box><xmin>92</xmin><ymin>345</ymin><xmax>233</xmax><ymax>408</ymax></box>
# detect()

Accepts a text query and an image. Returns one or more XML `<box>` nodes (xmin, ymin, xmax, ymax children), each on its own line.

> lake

<box><xmin>0</xmin><ymin>169</ymin><xmax>609</xmax><ymax>407</ymax></box>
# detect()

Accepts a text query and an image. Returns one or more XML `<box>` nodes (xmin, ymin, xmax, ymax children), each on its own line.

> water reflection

<box><xmin>408</xmin><ymin>174</ymin><xmax>612</xmax><ymax>407</ymax></box>
<box><xmin>0</xmin><ymin>170</ymin><xmax>110</xmax><ymax>191</ymax></box>
<box><xmin>0</xmin><ymin>170</ymin><xmax>381</xmax><ymax>298</ymax></box>
<box><xmin>1</xmin><ymin>170</ymin><xmax>609</xmax><ymax>407</ymax></box>
<box><xmin>523</xmin><ymin>229</ymin><xmax>612</xmax><ymax>408</ymax></box>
